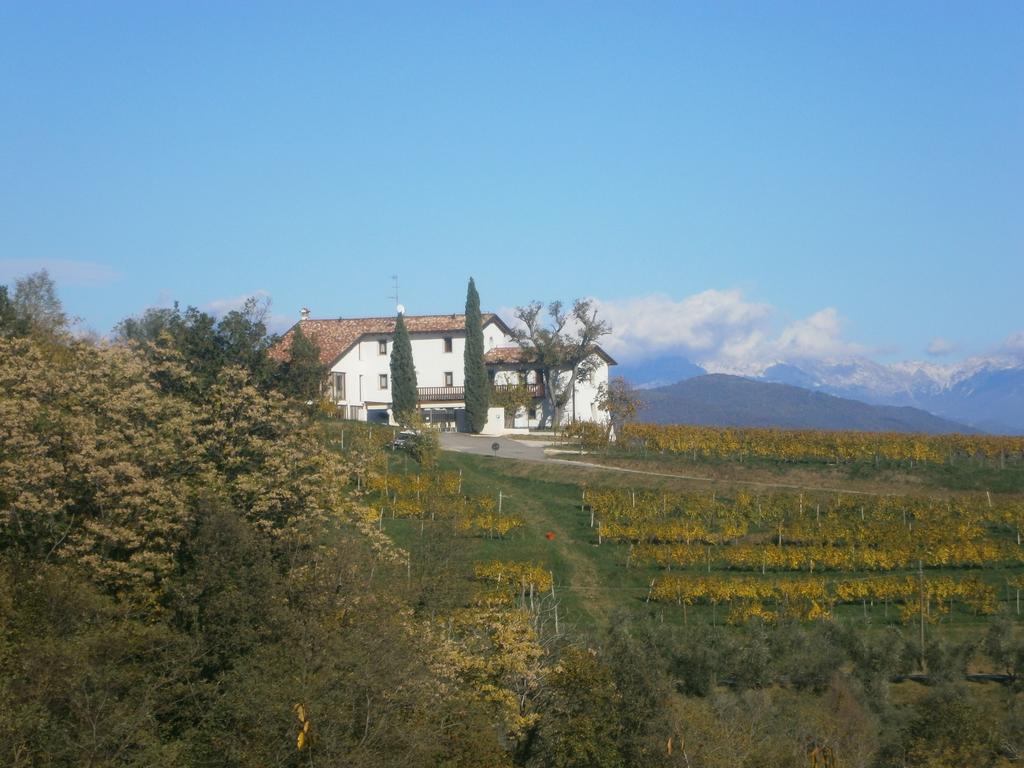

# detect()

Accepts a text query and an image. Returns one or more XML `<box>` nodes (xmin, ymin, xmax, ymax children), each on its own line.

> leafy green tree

<box><xmin>899</xmin><ymin>684</ymin><xmax>1000</xmax><ymax>767</ymax></box>
<box><xmin>117</xmin><ymin>297</ymin><xmax>279</xmax><ymax>392</ymax></box>
<box><xmin>602</xmin><ymin>616</ymin><xmax>679</xmax><ymax>767</ymax></box>
<box><xmin>390</xmin><ymin>312</ymin><xmax>418</xmax><ymax>423</ymax></box>
<box><xmin>491</xmin><ymin>383</ymin><xmax>535</xmax><ymax>427</ymax></box>
<box><xmin>278</xmin><ymin>323</ymin><xmax>326</xmax><ymax>401</ymax></box>
<box><xmin>11</xmin><ymin>269</ymin><xmax>67</xmax><ymax>333</ymax></box>
<box><xmin>596</xmin><ymin>376</ymin><xmax>642</xmax><ymax>443</ymax></box>
<box><xmin>0</xmin><ymin>285</ymin><xmax>28</xmax><ymax>336</ymax></box>
<box><xmin>464</xmin><ymin>277</ymin><xmax>490</xmax><ymax>433</ymax></box>
<box><xmin>527</xmin><ymin>648</ymin><xmax>624</xmax><ymax>768</ymax></box>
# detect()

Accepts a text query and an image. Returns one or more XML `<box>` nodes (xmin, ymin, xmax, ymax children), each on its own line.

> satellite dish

<box><xmin>396</xmin><ymin>304</ymin><xmax>406</xmax><ymax>315</ymax></box>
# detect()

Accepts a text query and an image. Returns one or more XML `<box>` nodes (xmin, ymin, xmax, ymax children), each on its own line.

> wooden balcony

<box><xmin>417</xmin><ymin>386</ymin><xmax>465</xmax><ymax>403</ymax></box>
<box><xmin>416</xmin><ymin>382</ymin><xmax>544</xmax><ymax>404</ymax></box>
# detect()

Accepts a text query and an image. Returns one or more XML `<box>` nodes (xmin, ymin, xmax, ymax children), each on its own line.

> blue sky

<box><xmin>1</xmin><ymin>3</ymin><xmax>1021</xmax><ymax>368</ymax></box>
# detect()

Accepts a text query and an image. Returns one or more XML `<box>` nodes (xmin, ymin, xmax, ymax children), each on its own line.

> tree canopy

<box><xmin>510</xmin><ymin>299</ymin><xmax>610</xmax><ymax>429</ymax></box>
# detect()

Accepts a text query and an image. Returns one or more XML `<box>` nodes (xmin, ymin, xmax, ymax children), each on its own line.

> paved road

<box><xmin>438</xmin><ymin>432</ymin><xmax>549</xmax><ymax>461</ymax></box>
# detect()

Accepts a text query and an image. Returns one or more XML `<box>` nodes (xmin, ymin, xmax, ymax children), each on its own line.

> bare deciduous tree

<box><xmin>510</xmin><ymin>299</ymin><xmax>610</xmax><ymax>430</ymax></box>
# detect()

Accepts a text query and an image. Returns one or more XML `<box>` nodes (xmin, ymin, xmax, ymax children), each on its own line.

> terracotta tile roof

<box><xmin>269</xmin><ymin>313</ymin><xmax>508</xmax><ymax>366</ymax></box>
<box><xmin>484</xmin><ymin>346</ymin><xmax>535</xmax><ymax>364</ymax></box>
<box><xmin>484</xmin><ymin>345</ymin><xmax>617</xmax><ymax>366</ymax></box>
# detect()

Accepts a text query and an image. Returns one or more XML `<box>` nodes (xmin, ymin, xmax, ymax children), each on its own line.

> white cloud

<box><xmin>593</xmin><ymin>290</ymin><xmax>773</xmax><ymax>363</ymax></box>
<box><xmin>0</xmin><ymin>258</ymin><xmax>121</xmax><ymax>286</ymax></box>
<box><xmin>592</xmin><ymin>290</ymin><xmax>865</xmax><ymax>374</ymax></box>
<box><xmin>926</xmin><ymin>337</ymin><xmax>957</xmax><ymax>357</ymax></box>
<box><xmin>773</xmin><ymin>308</ymin><xmax>864</xmax><ymax>360</ymax></box>
<box><xmin>1000</xmin><ymin>331</ymin><xmax>1024</xmax><ymax>357</ymax></box>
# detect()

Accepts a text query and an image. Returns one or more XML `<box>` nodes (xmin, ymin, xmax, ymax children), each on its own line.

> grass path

<box><xmin>431</xmin><ymin>452</ymin><xmax>641</xmax><ymax>632</ymax></box>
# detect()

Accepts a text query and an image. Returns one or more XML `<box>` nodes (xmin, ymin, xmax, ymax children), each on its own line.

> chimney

<box><xmin>300</xmin><ymin>307</ymin><xmax>310</xmax><ymax>322</ymax></box>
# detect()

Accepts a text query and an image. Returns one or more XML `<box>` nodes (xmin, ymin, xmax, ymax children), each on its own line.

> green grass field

<box><xmin>366</xmin><ymin>444</ymin><xmax>1024</xmax><ymax>644</ymax></box>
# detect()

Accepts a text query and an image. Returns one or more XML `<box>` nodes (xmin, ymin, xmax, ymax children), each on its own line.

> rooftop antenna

<box><xmin>388</xmin><ymin>274</ymin><xmax>404</xmax><ymax>315</ymax></box>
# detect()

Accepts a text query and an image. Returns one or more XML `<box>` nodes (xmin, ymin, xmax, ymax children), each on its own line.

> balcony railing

<box><xmin>416</xmin><ymin>382</ymin><xmax>544</xmax><ymax>403</ymax></box>
<box><xmin>417</xmin><ymin>386</ymin><xmax>465</xmax><ymax>403</ymax></box>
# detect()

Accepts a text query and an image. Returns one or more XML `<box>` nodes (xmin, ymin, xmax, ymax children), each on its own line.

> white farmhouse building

<box><xmin>270</xmin><ymin>309</ymin><xmax>616</xmax><ymax>433</ymax></box>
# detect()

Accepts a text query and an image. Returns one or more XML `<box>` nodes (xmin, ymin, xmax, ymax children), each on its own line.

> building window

<box><xmin>378</xmin><ymin>339</ymin><xmax>387</xmax><ymax>355</ymax></box>
<box><xmin>528</xmin><ymin>406</ymin><xmax>537</xmax><ymax>420</ymax></box>
<box><xmin>379</xmin><ymin>374</ymin><xmax>388</xmax><ymax>390</ymax></box>
<box><xmin>332</xmin><ymin>372</ymin><xmax>346</xmax><ymax>400</ymax></box>
<box><xmin>444</xmin><ymin>371</ymin><xmax>454</xmax><ymax>387</ymax></box>
<box><xmin>443</xmin><ymin>337</ymin><xmax>453</xmax><ymax>353</ymax></box>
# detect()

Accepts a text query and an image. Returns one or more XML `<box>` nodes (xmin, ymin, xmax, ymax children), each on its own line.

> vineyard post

<box><xmin>646</xmin><ymin>579</ymin><xmax>654</xmax><ymax>603</ymax></box>
<box><xmin>458</xmin><ymin>468</ymin><xmax>462</xmax><ymax>495</ymax></box>
<box><xmin>340</xmin><ymin>428</ymin><xmax>345</xmax><ymax>450</ymax></box>
<box><xmin>918</xmin><ymin>559</ymin><xmax>926</xmax><ymax>673</ymax></box>
<box><xmin>378</xmin><ymin>508</ymin><xmax>383</xmax><ymax>531</ymax></box>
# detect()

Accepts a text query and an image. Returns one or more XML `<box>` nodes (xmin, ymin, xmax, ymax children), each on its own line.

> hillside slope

<box><xmin>638</xmin><ymin>374</ymin><xmax>979</xmax><ymax>433</ymax></box>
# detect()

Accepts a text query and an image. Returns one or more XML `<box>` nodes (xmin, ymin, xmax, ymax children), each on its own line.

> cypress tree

<box><xmin>390</xmin><ymin>312</ymin><xmax>418</xmax><ymax>424</ymax></box>
<box><xmin>280</xmin><ymin>324</ymin><xmax>326</xmax><ymax>402</ymax></box>
<box><xmin>463</xmin><ymin>277</ymin><xmax>490</xmax><ymax>433</ymax></box>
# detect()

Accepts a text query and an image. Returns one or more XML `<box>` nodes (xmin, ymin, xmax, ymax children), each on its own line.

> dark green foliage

<box><xmin>406</xmin><ymin>429</ymin><xmax>440</xmax><ymax>469</ymax></box>
<box><xmin>116</xmin><ymin>298</ymin><xmax>280</xmax><ymax>393</ymax></box>
<box><xmin>189</xmin><ymin>541</ymin><xmax>506</xmax><ymax>768</ymax></box>
<box><xmin>836</xmin><ymin>625</ymin><xmax>906</xmax><ymax>708</ymax></box>
<box><xmin>464</xmin><ymin>277</ymin><xmax>489</xmax><ymax>433</ymax></box>
<box><xmin>527</xmin><ymin>648</ymin><xmax>624</xmax><ymax>768</ymax></box>
<box><xmin>0</xmin><ymin>558</ymin><xmax>194</xmax><ymax>767</ymax></box>
<box><xmin>667</xmin><ymin>626</ymin><xmax>724</xmax><ymax>696</ymax></box>
<box><xmin>277</xmin><ymin>323</ymin><xmax>326</xmax><ymax>401</ymax></box>
<box><xmin>390</xmin><ymin>312</ymin><xmax>418</xmax><ymax>423</ymax></box>
<box><xmin>895</xmin><ymin>684</ymin><xmax>1000</xmax><ymax>767</ymax></box>
<box><xmin>984</xmin><ymin>617</ymin><xmax>1024</xmax><ymax>681</ymax></box>
<box><xmin>768</xmin><ymin>621</ymin><xmax>846</xmax><ymax>692</ymax></box>
<box><xmin>601</xmin><ymin>617</ymin><xmax>678</xmax><ymax>768</ymax></box>
<box><xmin>0</xmin><ymin>285</ymin><xmax>28</xmax><ymax>336</ymax></box>
<box><xmin>922</xmin><ymin>633</ymin><xmax>978</xmax><ymax>685</ymax></box>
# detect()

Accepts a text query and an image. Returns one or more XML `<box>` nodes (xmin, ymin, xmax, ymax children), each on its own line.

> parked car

<box><xmin>391</xmin><ymin>430</ymin><xmax>419</xmax><ymax>450</ymax></box>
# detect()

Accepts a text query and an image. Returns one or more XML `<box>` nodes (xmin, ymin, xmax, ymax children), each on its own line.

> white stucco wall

<box><xmin>324</xmin><ymin>317</ymin><xmax>514</xmax><ymax>420</ymax></box>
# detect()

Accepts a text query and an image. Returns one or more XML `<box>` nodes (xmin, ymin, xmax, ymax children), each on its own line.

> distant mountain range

<box><xmin>636</xmin><ymin>374</ymin><xmax>979</xmax><ymax>434</ymax></box>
